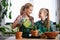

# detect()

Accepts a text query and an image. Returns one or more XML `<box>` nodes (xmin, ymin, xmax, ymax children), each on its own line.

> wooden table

<box><xmin>16</xmin><ymin>34</ymin><xmax>60</xmax><ymax>40</ymax></box>
<box><xmin>0</xmin><ymin>34</ymin><xmax>60</xmax><ymax>40</ymax></box>
<box><xmin>16</xmin><ymin>38</ymin><xmax>59</xmax><ymax>40</ymax></box>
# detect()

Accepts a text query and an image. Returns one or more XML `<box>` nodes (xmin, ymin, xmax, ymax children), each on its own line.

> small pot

<box><xmin>31</xmin><ymin>30</ymin><xmax>38</xmax><ymax>37</ymax></box>
<box><xmin>44</xmin><ymin>32</ymin><xmax>58</xmax><ymax>39</ymax></box>
<box><xmin>15</xmin><ymin>32</ymin><xmax>22</xmax><ymax>39</ymax></box>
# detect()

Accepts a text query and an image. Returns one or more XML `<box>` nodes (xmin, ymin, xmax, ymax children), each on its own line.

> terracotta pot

<box><xmin>31</xmin><ymin>30</ymin><xmax>38</xmax><ymax>37</ymax></box>
<box><xmin>44</xmin><ymin>32</ymin><xmax>58</xmax><ymax>39</ymax></box>
<box><xmin>15</xmin><ymin>32</ymin><xmax>22</xmax><ymax>39</ymax></box>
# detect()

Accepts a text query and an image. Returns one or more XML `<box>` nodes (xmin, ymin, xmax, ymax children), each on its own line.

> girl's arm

<box><xmin>12</xmin><ymin>15</ymin><xmax>22</xmax><ymax>29</ymax></box>
<box><xmin>35</xmin><ymin>21</ymin><xmax>46</xmax><ymax>38</ymax></box>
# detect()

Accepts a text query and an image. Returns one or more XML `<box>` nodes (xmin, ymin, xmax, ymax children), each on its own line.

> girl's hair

<box><xmin>39</xmin><ymin>8</ymin><xmax>50</xmax><ymax>30</ymax></box>
<box><xmin>20</xmin><ymin>3</ymin><xmax>33</xmax><ymax>15</ymax></box>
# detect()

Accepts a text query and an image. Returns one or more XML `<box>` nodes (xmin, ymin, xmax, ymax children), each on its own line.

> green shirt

<box><xmin>35</xmin><ymin>20</ymin><xmax>54</xmax><ymax>35</ymax></box>
<box><xmin>19</xmin><ymin>17</ymin><xmax>33</xmax><ymax>37</ymax></box>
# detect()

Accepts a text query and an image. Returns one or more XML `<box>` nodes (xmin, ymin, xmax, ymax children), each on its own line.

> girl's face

<box><xmin>25</xmin><ymin>7</ymin><xmax>33</xmax><ymax>16</ymax></box>
<box><xmin>39</xmin><ymin>9</ymin><xmax>48</xmax><ymax>19</ymax></box>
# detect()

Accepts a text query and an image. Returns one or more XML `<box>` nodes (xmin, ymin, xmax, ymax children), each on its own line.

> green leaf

<box><xmin>0</xmin><ymin>27</ymin><xmax>6</xmax><ymax>32</ymax></box>
<box><xmin>2</xmin><ymin>10</ymin><xmax>7</xmax><ymax>19</ymax></box>
<box><xmin>0</xmin><ymin>5</ymin><xmax>2</xmax><ymax>12</ymax></box>
<box><xmin>1</xmin><ymin>14</ymin><xmax>4</xmax><ymax>19</ymax></box>
<box><xmin>1</xmin><ymin>0</ymin><xmax>7</xmax><ymax>8</ymax></box>
<box><xmin>9</xmin><ymin>11</ymin><xmax>12</xmax><ymax>19</ymax></box>
<box><xmin>10</xmin><ymin>2</ymin><xmax>12</xmax><ymax>6</ymax></box>
<box><xmin>32</xmin><ymin>24</ymin><xmax>37</xmax><ymax>30</ymax></box>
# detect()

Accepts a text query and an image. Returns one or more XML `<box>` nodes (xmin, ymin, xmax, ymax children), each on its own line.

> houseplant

<box><xmin>0</xmin><ymin>24</ymin><xmax>18</xmax><ymax>36</ymax></box>
<box><xmin>0</xmin><ymin>26</ymin><xmax>13</xmax><ymax>36</ymax></box>
<box><xmin>56</xmin><ymin>23</ymin><xmax>60</xmax><ymax>31</ymax></box>
<box><xmin>56</xmin><ymin>23</ymin><xmax>60</xmax><ymax>34</ymax></box>
<box><xmin>15</xmin><ymin>24</ymin><xmax>23</xmax><ymax>39</ymax></box>
<box><xmin>15</xmin><ymin>19</ymin><xmax>23</xmax><ymax>39</ymax></box>
<box><xmin>0</xmin><ymin>25</ymin><xmax>14</xmax><ymax>32</ymax></box>
<box><xmin>31</xmin><ymin>24</ymin><xmax>38</xmax><ymax>37</ymax></box>
<box><xmin>0</xmin><ymin>0</ymin><xmax>12</xmax><ymax>25</ymax></box>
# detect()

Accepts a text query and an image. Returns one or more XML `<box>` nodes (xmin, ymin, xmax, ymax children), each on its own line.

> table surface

<box><xmin>16</xmin><ymin>37</ymin><xmax>59</xmax><ymax>40</ymax></box>
<box><xmin>0</xmin><ymin>34</ymin><xmax>60</xmax><ymax>40</ymax></box>
<box><xmin>6</xmin><ymin>34</ymin><xmax>60</xmax><ymax>40</ymax></box>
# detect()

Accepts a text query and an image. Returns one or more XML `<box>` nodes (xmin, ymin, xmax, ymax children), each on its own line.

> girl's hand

<box><xmin>40</xmin><ymin>34</ymin><xmax>47</xmax><ymax>39</ymax></box>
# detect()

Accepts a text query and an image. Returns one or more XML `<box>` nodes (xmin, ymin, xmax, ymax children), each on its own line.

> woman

<box><xmin>12</xmin><ymin>3</ymin><xmax>34</xmax><ymax>37</ymax></box>
<box><xmin>35</xmin><ymin>8</ymin><xmax>55</xmax><ymax>38</ymax></box>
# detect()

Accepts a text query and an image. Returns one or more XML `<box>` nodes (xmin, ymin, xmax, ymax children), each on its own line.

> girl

<box><xmin>35</xmin><ymin>8</ymin><xmax>55</xmax><ymax>38</ymax></box>
<box><xmin>12</xmin><ymin>3</ymin><xmax>34</xmax><ymax>37</ymax></box>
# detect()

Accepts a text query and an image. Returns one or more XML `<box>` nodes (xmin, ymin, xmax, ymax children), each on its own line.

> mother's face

<box><xmin>25</xmin><ymin>6</ymin><xmax>33</xmax><ymax>15</ymax></box>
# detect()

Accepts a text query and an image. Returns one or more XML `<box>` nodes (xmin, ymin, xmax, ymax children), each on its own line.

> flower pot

<box><xmin>31</xmin><ymin>30</ymin><xmax>38</xmax><ymax>37</ymax></box>
<box><xmin>15</xmin><ymin>32</ymin><xmax>22</xmax><ymax>39</ymax></box>
<box><xmin>44</xmin><ymin>32</ymin><xmax>58</xmax><ymax>39</ymax></box>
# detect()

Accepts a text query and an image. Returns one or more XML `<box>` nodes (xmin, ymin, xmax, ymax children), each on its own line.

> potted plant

<box><xmin>31</xmin><ymin>24</ymin><xmax>38</xmax><ymax>37</ymax></box>
<box><xmin>15</xmin><ymin>24</ymin><xmax>23</xmax><ymax>39</ymax></box>
<box><xmin>0</xmin><ymin>0</ymin><xmax>12</xmax><ymax>25</ymax></box>
<box><xmin>0</xmin><ymin>26</ymin><xmax>13</xmax><ymax>36</ymax></box>
<box><xmin>0</xmin><ymin>26</ymin><xmax>6</xmax><ymax>33</ymax></box>
<box><xmin>56</xmin><ymin>23</ymin><xmax>60</xmax><ymax>34</ymax></box>
<box><xmin>56</xmin><ymin>23</ymin><xmax>60</xmax><ymax>30</ymax></box>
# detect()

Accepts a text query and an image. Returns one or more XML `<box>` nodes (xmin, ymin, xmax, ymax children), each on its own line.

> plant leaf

<box><xmin>9</xmin><ymin>11</ymin><xmax>12</xmax><ymax>19</ymax></box>
<box><xmin>10</xmin><ymin>2</ymin><xmax>12</xmax><ymax>6</ymax></box>
<box><xmin>0</xmin><ymin>5</ymin><xmax>2</xmax><ymax>12</ymax></box>
<box><xmin>1</xmin><ymin>0</ymin><xmax>6</xmax><ymax>8</ymax></box>
<box><xmin>2</xmin><ymin>14</ymin><xmax>4</xmax><ymax>19</ymax></box>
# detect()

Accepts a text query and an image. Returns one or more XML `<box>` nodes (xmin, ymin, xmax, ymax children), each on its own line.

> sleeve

<box><xmin>35</xmin><ymin>22</ymin><xmax>39</xmax><ymax>29</ymax></box>
<box><xmin>12</xmin><ymin>15</ymin><xmax>22</xmax><ymax>29</ymax></box>
<box><xmin>50</xmin><ymin>21</ymin><xmax>56</xmax><ymax>31</ymax></box>
<box><xmin>35</xmin><ymin>21</ymin><xmax>44</xmax><ymax>35</ymax></box>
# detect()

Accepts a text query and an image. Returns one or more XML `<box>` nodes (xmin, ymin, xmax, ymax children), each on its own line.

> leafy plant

<box><xmin>0</xmin><ymin>27</ymin><xmax>6</xmax><ymax>33</ymax></box>
<box><xmin>32</xmin><ymin>24</ymin><xmax>37</xmax><ymax>30</ymax></box>
<box><xmin>0</xmin><ymin>0</ymin><xmax>12</xmax><ymax>24</ymax></box>
<box><xmin>0</xmin><ymin>26</ymin><xmax>10</xmax><ymax>33</ymax></box>
<box><xmin>56</xmin><ymin>23</ymin><xmax>60</xmax><ymax>31</ymax></box>
<box><xmin>0</xmin><ymin>24</ymin><xmax>18</xmax><ymax>34</ymax></box>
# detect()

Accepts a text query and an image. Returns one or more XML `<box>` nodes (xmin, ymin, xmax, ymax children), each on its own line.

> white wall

<box><xmin>5</xmin><ymin>0</ymin><xmax>29</xmax><ymax>23</ymax></box>
<box><xmin>5</xmin><ymin>0</ymin><xmax>57</xmax><ymax>23</ymax></box>
<box><xmin>31</xmin><ymin>0</ymin><xmax>57</xmax><ymax>22</ymax></box>
<box><xmin>56</xmin><ymin>0</ymin><xmax>60</xmax><ymax>24</ymax></box>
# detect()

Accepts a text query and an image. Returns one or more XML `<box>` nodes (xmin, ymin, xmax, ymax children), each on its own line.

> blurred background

<box><xmin>0</xmin><ymin>0</ymin><xmax>60</xmax><ymax>24</ymax></box>
<box><xmin>6</xmin><ymin>0</ymin><xmax>60</xmax><ymax>23</ymax></box>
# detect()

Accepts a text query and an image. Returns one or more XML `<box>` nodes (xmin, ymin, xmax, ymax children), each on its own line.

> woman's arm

<box><xmin>12</xmin><ymin>15</ymin><xmax>22</xmax><ymax>29</ymax></box>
